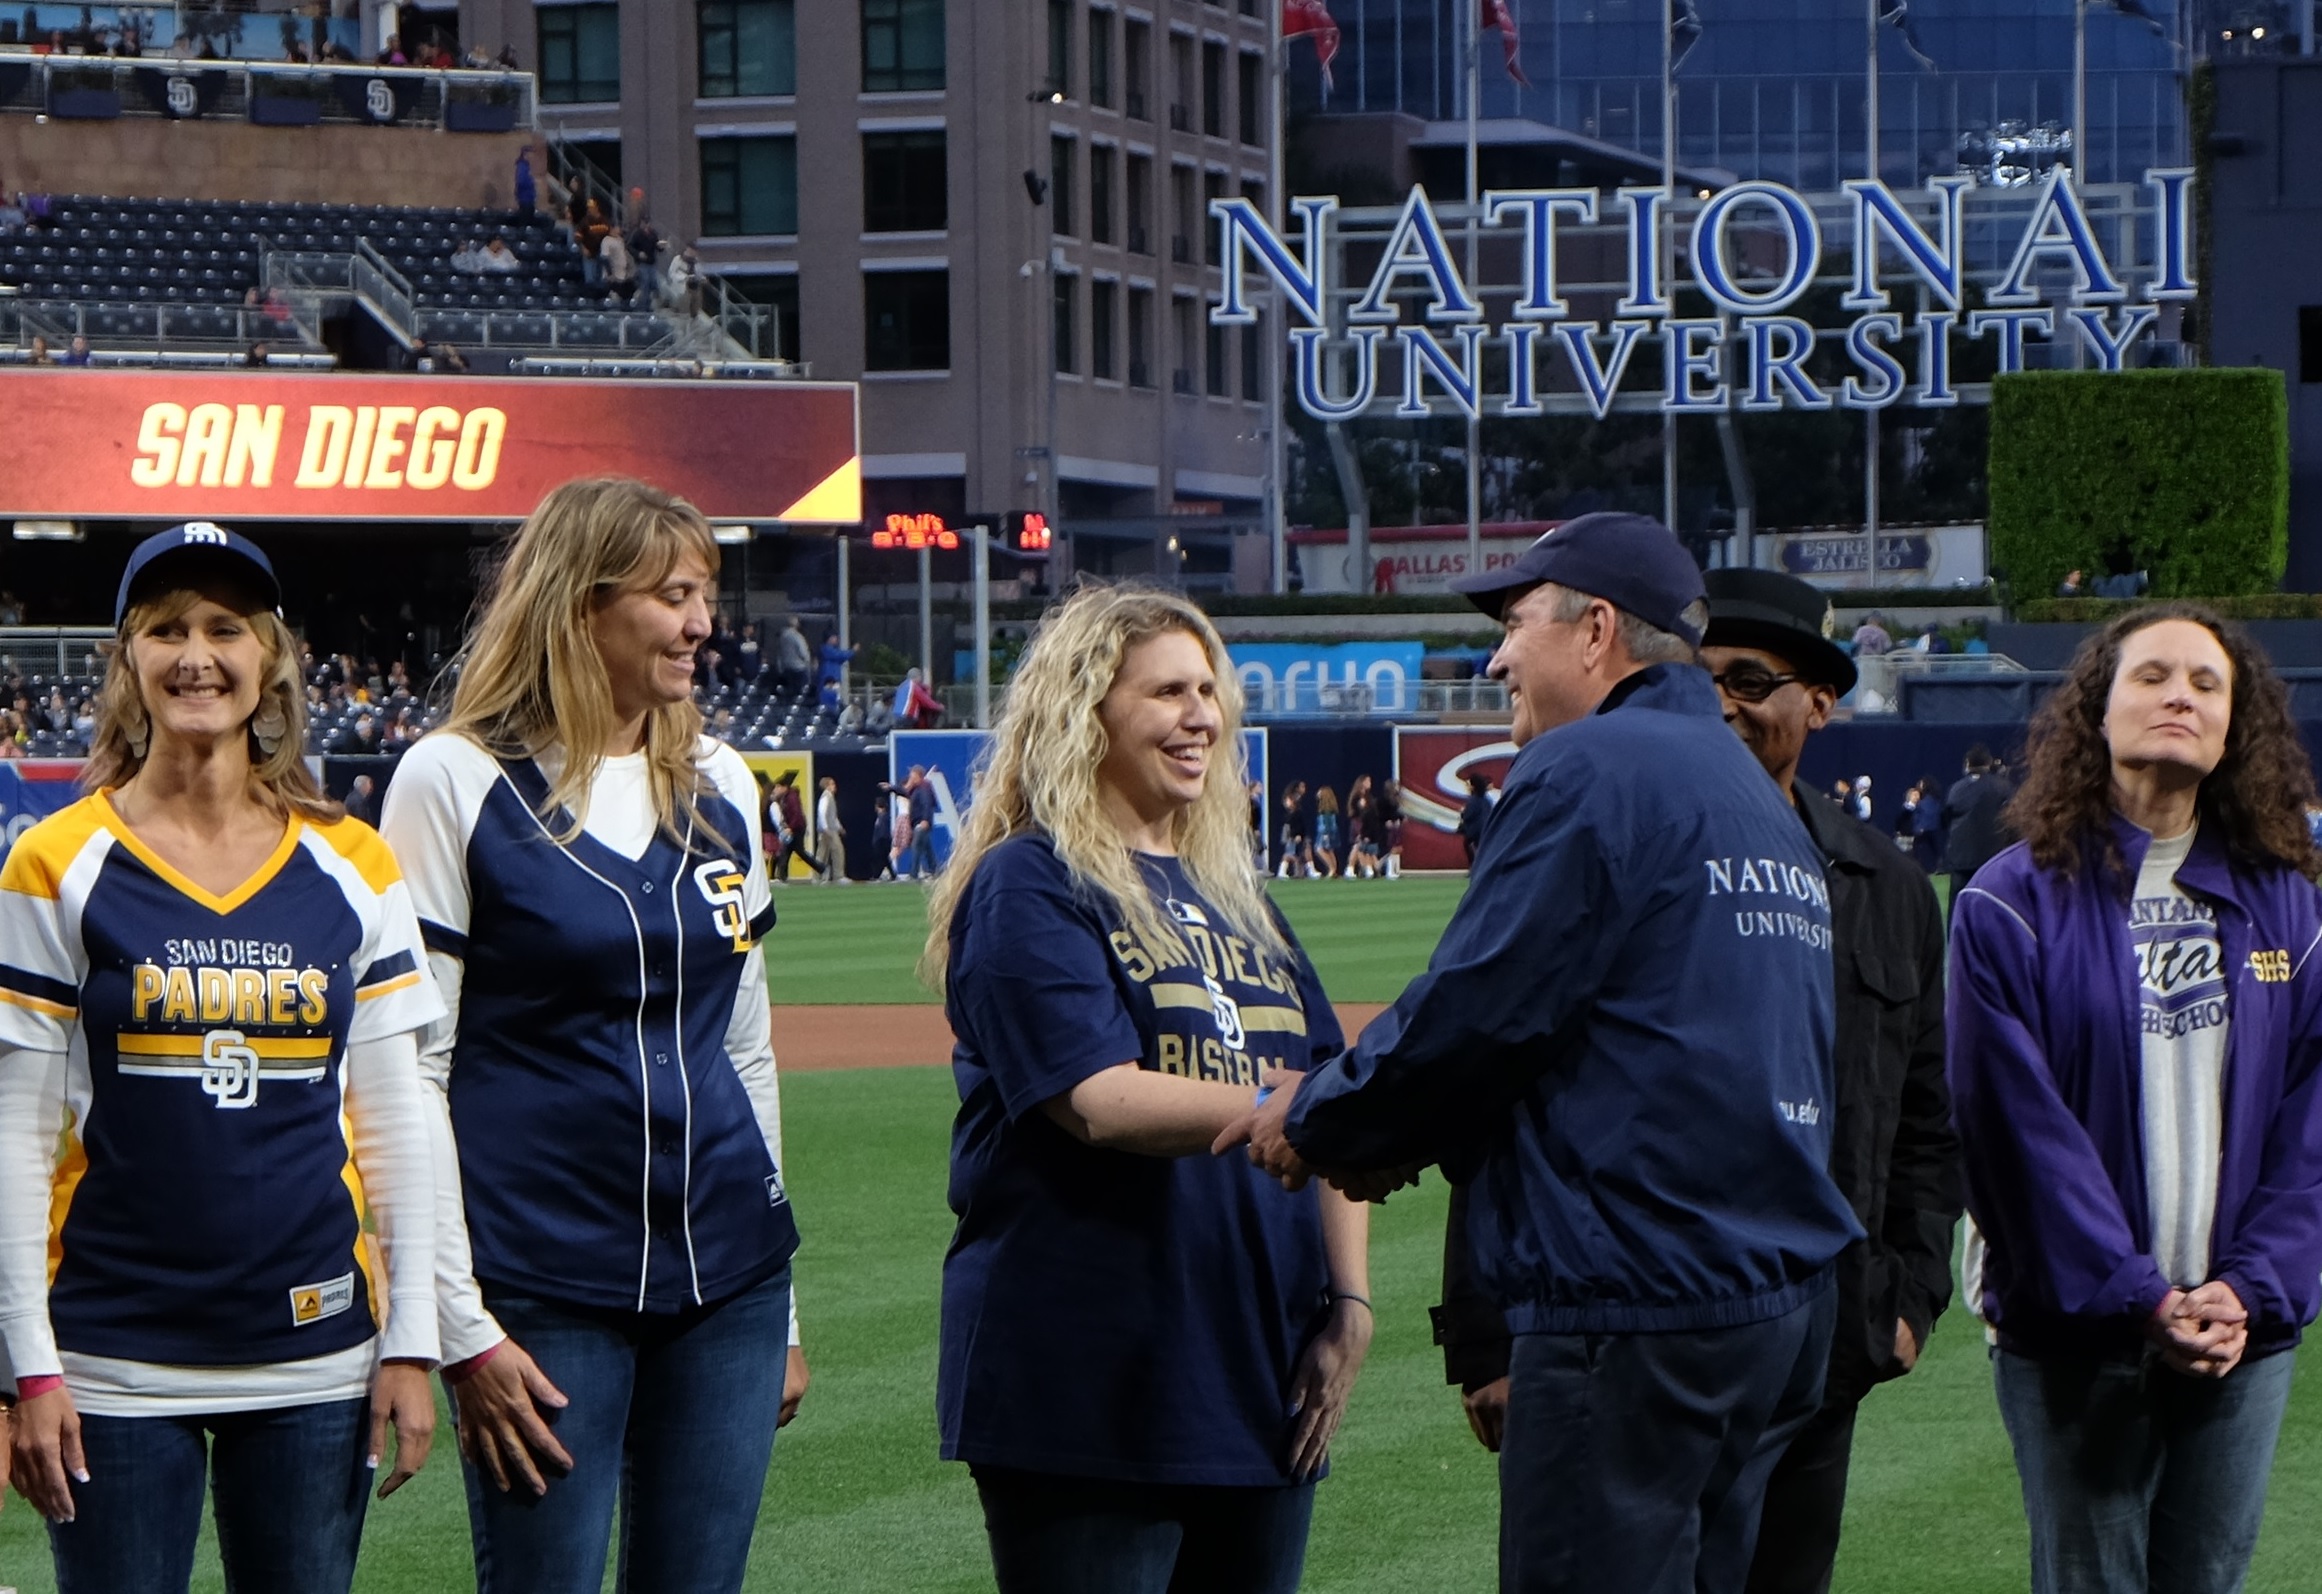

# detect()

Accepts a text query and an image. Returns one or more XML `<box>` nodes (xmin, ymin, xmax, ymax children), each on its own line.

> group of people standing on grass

<box><xmin>0</xmin><ymin>487</ymin><xmax>2317</xmax><ymax>1594</ymax></box>
<box><xmin>1271</xmin><ymin>774</ymin><xmax>1406</xmax><ymax>879</ymax></box>
<box><xmin>0</xmin><ymin>483</ymin><xmax>804</xmax><ymax>1594</ymax></box>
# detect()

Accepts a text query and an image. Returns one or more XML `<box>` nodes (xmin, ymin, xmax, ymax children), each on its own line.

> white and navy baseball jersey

<box><xmin>0</xmin><ymin>795</ymin><xmax>442</xmax><ymax>1367</ymax></box>
<box><xmin>382</xmin><ymin>735</ymin><xmax>797</xmax><ymax>1316</ymax></box>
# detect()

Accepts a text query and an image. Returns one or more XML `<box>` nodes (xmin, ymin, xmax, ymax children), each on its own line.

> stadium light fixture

<box><xmin>11</xmin><ymin>519</ymin><xmax>79</xmax><ymax>540</ymax></box>
<box><xmin>712</xmin><ymin>523</ymin><xmax>754</xmax><ymax>544</ymax></box>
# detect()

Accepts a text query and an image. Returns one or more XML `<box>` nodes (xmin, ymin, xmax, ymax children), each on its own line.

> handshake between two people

<box><xmin>1211</xmin><ymin>1069</ymin><xmax>1427</xmax><ymax>1204</ymax></box>
<box><xmin>2147</xmin><ymin>1281</ymin><xmax>2252</xmax><ymax>1379</ymax></box>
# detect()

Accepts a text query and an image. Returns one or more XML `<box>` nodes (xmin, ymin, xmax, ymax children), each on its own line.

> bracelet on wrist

<box><xmin>1331</xmin><ymin>1290</ymin><xmax>1374</xmax><ymax>1314</ymax></box>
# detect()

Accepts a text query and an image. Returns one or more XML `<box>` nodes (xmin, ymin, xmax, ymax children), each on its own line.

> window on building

<box><xmin>1201</xmin><ymin>40</ymin><xmax>1224</xmax><ymax>137</ymax></box>
<box><xmin>1053</xmin><ymin>272</ymin><xmax>1077</xmax><ymax>373</ymax></box>
<box><xmin>1172</xmin><ymin>296</ymin><xmax>1197</xmax><ymax>393</ymax></box>
<box><xmin>1170</xmin><ymin>165</ymin><xmax>1195</xmax><ymax>263</ymax></box>
<box><xmin>1046</xmin><ymin>0</ymin><xmax>1072</xmax><ymax>97</ymax></box>
<box><xmin>865</xmin><ymin>269</ymin><xmax>950</xmax><ymax>370</ymax></box>
<box><xmin>1129</xmin><ymin>286</ymin><xmax>1154</xmax><ymax>387</ymax></box>
<box><xmin>1088</xmin><ymin>9</ymin><xmax>1112</xmax><ymax>109</ymax></box>
<box><xmin>1126</xmin><ymin>154</ymin><xmax>1152</xmax><ymax>255</ymax></box>
<box><xmin>1169</xmin><ymin>33</ymin><xmax>1193</xmax><ymax>130</ymax></box>
<box><xmin>1205</xmin><ymin>305</ymin><xmax>1226</xmax><ymax>395</ymax></box>
<box><xmin>1090</xmin><ymin>145</ymin><xmax>1115</xmax><ymax>244</ymax></box>
<box><xmin>1238</xmin><ymin>51</ymin><xmax>1260</xmax><ymax>144</ymax></box>
<box><xmin>862</xmin><ymin>0</ymin><xmax>943</xmax><ymax>92</ymax></box>
<box><xmin>1050</xmin><ymin>136</ymin><xmax>1075</xmax><ymax>236</ymax></box>
<box><xmin>2303</xmin><ymin>306</ymin><xmax>2322</xmax><ymax>383</ymax></box>
<box><xmin>1124</xmin><ymin>19</ymin><xmax>1150</xmax><ymax>120</ymax></box>
<box><xmin>698</xmin><ymin>135</ymin><xmax>797</xmax><ymax>235</ymax></box>
<box><xmin>1092</xmin><ymin>278</ymin><xmax>1117</xmax><ymax>378</ymax></box>
<box><xmin>862</xmin><ymin>130</ymin><xmax>947</xmax><ymax>232</ymax></box>
<box><xmin>697</xmin><ymin>0</ymin><xmax>795</xmax><ymax>97</ymax></box>
<box><xmin>537</xmin><ymin>3</ymin><xmax>620</xmax><ymax>103</ymax></box>
<box><xmin>1242</xmin><ymin>176</ymin><xmax>1265</xmax><ymax>226</ymax></box>
<box><xmin>723</xmin><ymin>272</ymin><xmax>802</xmax><ymax>361</ymax></box>
<box><xmin>1241</xmin><ymin>308</ymin><xmax>1262</xmax><ymax>399</ymax></box>
<box><xmin>1203</xmin><ymin>170</ymin><xmax>1224</xmax><ymax>265</ymax></box>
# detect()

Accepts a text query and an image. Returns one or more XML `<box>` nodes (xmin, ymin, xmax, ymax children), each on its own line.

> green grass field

<box><xmin>4</xmin><ymin>877</ymin><xmax>2320</xmax><ymax>1592</ymax></box>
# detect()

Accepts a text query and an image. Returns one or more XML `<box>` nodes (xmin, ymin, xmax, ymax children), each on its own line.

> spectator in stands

<box><xmin>775</xmin><ymin>619</ymin><xmax>811</xmax><ymax>700</ymax></box>
<box><xmin>245</xmin><ymin>341</ymin><xmax>270</xmax><ymax>367</ymax></box>
<box><xmin>331</xmin><ymin>713</ymin><xmax>379</xmax><ymax>756</ymax></box>
<box><xmin>600</xmin><ymin>227</ymin><xmax>636</xmax><ymax>305</ymax></box>
<box><xmin>497</xmin><ymin>43</ymin><xmax>519</xmax><ymax>69</ymax></box>
<box><xmin>481</xmin><ymin>235</ymin><xmax>520</xmax><ymax>273</ymax></box>
<box><xmin>628</xmin><ymin>210</ymin><xmax>662</xmax><ymax>304</ymax></box>
<box><xmin>1916</xmin><ymin>623</ymin><xmax>1951</xmax><ymax>656</ymax></box>
<box><xmin>706</xmin><ymin>614</ymin><xmax>739</xmax><ymax>689</ymax></box>
<box><xmin>1851</xmin><ymin>613</ymin><xmax>1892</xmax><ymax>655</ymax></box>
<box><xmin>864</xmin><ymin>694</ymin><xmax>893</xmax><ymax>736</ymax></box>
<box><xmin>2056</xmin><ymin>568</ymin><xmax>2086</xmax><ymax>599</ymax></box>
<box><xmin>434</xmin><ymin>343</ymin><xmax>470</xmax><ymax>374</ymax></box>
<box><xmin>836</xmin><ymin>698</ymin><xmax>864</xmax><ymax>736</ymax></box>
<box><xmin>729</xmin><ymin>621</ymin><xmax>762</xmax><ymax>684</ymax></box>
<box><xmin>0</xmin><ymin>710</ymin><xmax>23</xmax><ymax>757</ymax></box>
<box><xmin>513</xmin><ymin>146</ymin><xmax>538</xmax><ymax>216</ymax></box>
<box><xmin>817</xmin><ymin>632</ymin><xmax>855</xmax><ymax>695</ymax></box>
<box><xmin>343</xmin><ymin>773</ymin><xmax>378</xmax><ymax>825</ymax></box>
<box><xmin>665</xmin><ymin>243</ymin><xmax>703</xmax><ymax>317</ymax></box>
<box><xmin>70</xmin><ymin>696</ymin><xmax>93</xmax><ymax>744</ymax></box>
<box><xmin>577</xmin><ymin>199</ymin><xmax>611</xmax><ymax>287</ymax></box>
<box><xmin>0</xmin><ymin>193</ymin><xmax>24</xmax><ymax>233</ymax></box>
<box><xmin>58</xmin><ymin>335</ymin><xmax>90</xmax><ymax>367</ymax></box>
<box><xmin>26</xmin><ymin>335</ymin><xmax>52</xmax><ymax>365</ymax></box>
<box><xmin>451</xmin><ymin>238</ymin><xmax>488</xmax><ymax>274</ymax></box>
<box><xmin>895</xmin><ymin>667</ymin><xmax>942</xmax><ymax>730</ymax></box>
<box><xmin>377</xmin><ymin>34</ymin><xmax>408</xmax><ymax>64</ymax></box>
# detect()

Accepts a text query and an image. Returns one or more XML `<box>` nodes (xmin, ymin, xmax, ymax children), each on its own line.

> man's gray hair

<box><xmin>1541</xmin><ymin>583</ymin><xmax>1707</xmax><ymax>667</ymax></box>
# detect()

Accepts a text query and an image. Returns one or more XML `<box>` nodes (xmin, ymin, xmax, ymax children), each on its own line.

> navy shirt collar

<box><xmin>1594</xmin><ymin>661</ymin><xmax>1719</xmax><ymax>720</ymax></box>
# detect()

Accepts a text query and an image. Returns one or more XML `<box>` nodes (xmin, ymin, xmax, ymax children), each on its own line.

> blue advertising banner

<box><xmin>1227</xmin><ymin>642</ymin><xmax>1425</xmax><ymax>716</ymax></box>
<box><xmin>890</xmin><ymin>728</ymin><xmax>1269</xmax><ymax>871</ymax></box>
<box><xmin>0</xmin><ymin>762</ymin><xmax>88</xmax><ymax>858</ymax></box>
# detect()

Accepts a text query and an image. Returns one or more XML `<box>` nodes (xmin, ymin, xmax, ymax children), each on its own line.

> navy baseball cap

<box><xmin>115</xmin><ymin>522</ymin><xmax>281</xmax><ymax>627</ymax></box>
<box><xmin>1450</xmin><ymin>512</ymin><xmax>1708</xmax><ymax>645</ymax></box>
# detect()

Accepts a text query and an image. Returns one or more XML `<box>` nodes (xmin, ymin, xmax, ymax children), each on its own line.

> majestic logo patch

<box><xmin>289</xmin><ymin>1271</ymin><xmax>355</xmax><ymax>1326</ymax></box>
<box><xmin>765</xmin><ymin>1172</ymin><xmax>788</xmax><ymax>1208</ymax></box>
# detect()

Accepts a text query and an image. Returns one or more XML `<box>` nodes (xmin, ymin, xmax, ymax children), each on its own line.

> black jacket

<box><xmin>1433</xmin><ymin>787</ymin><xmax>1961</xmax><ymax>1405</ymax></box>
<box><xmin>1941</xmin><ymin>769</ymin><xmax>2015</xmax><ymax>879</ymax></box>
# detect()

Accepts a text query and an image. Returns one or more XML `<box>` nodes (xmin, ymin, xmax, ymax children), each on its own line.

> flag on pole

<box><xmin>1669</xmin><ymin>0</ymin><xmax>1704</xmax><ymax>71</ymax></box>
<box><xmin>1481</xmin><ymin>0</ymin><xmax>1531</xmax><ymax>88</ymax></box>
<box><xmin>1877</xmin><ymin>0</ymin><xmax>1938</xmax><ymax>69</ymax></box>
<box><xmin>1284</xmin><ymin>0</ymin><xmax>1340</xmax><ymax>91</ymax></box>
<box><xmin>2097</xmin><ymin>0</ymin><xmax>2167</xmax><ymax>36</ymax></box>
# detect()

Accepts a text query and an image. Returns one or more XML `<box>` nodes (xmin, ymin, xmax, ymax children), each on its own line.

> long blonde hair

<box><xmin>85</xmin><ymin>587</ymin><xmax>338</xmax><ymax>822</ymax></box>
<box><xmin>438</xmin><ymin>477</ymin><xmax>724</xmax><ymax>848</ymax></box>
<box><xmin>922</xmin><ymin>582</ymin><xmax>1284</xmax><ymax>988</ymax></box>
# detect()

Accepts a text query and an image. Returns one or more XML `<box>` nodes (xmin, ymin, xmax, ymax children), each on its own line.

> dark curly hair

<box><xmin>2006</xmin><ymin>602</ymin><xmax>2321</xmax><ymax>886</ymax></box>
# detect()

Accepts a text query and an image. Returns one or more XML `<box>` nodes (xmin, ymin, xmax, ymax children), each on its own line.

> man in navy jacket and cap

<box><xmin>1222</xmin><ymin>514</ymin><xmax>1861</xmax><ymax>1594</ymax></box>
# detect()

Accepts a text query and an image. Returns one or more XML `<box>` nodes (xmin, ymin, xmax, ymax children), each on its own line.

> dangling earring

<box><xmin>251</xmin><ymin>696</ymin><xmax>287</xmax><ymax>758</ymax></box>
<box><xmin>122</xmin><ymin>697</ymin><xmax>149</xmax><ymax>761</ymax></box>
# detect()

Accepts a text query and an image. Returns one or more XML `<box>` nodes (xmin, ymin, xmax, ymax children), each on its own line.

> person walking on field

<box><xmin>928</xmin><ymin>582</ymin><xmax>1373</xmax><ymax>1594</ymax></box>
<box><xmin>1223</xmin><ymin>515</ymin><xmax>1859</xmax><ymax>1594</ymax></box>
<box><xmin>1950</xmin><ymin>604</ymin><xmax>2322</xmax><ymax>1594</ymax></box>
<box><xmin>771</xmin><ymin>769</ymin><xmax>822</xmax><ymax>881</ymax></box>
<box><xmin>816</xmin><ymin>774</ymin><xmax>847</xmax><ymax>883</ymax></box>
<box><xmin>1943</xmin><ymin>743</ymin><xmax>2016</xmax><ymax>887</ymax></box>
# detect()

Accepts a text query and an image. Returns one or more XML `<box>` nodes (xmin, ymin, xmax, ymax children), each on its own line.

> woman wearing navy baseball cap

<box><xmin>0</xmin><ymin>522</ymin><xmax>445</xmax><ymax>1591</ymax></box>
<box><xmin>925</xmin><ymin>581</ymin><xmax>1373</xmax><ymax>1593</ymax></box>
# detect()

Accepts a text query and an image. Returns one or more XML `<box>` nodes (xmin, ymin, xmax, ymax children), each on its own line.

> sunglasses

<box><xmin>1710</xmin><ymin>665</ymin><xmax>1806</xmax><ymax>704</ymax></box>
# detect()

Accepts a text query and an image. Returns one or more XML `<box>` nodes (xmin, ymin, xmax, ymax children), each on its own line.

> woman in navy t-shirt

<box><xmin>925</xmin><ymin>583</ymin><xmax>1374</xmax><ymax>1594</ymax></box>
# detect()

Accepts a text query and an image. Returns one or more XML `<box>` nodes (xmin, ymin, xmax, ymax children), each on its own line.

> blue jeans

<box><xmin>461</xmin><ymin>1266</ymin><xmax>791</xmax><ymax>1594</ymax></box>
<box><xmin>910</xmin><ymin>824</ymin><xmax>937</xmax><ymax>878</ymax></box>
<box><xmin>972</xmin><ymin>1466</ymin><xmax>1314</xmax><ymax>1594</ymax></box>
<box><xmin>1993</xmin><ymin>1346</ymin><xmax>2296</xmax><ymax>1594</ymax></box>
<box><xmin>1498</xmin><ymin>1287</ymin><xmax>1836</xmax><ymax>1594</ymax></box>
<box><xmin>49</xmin><ymin>1395</ymin><xmax>372</xmax><ymax>1594</ymax></box>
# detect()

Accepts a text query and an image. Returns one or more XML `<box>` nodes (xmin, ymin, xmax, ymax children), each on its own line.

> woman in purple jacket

<box><xmin>1950</xmin><ymin>603</ymin><xmax>2322</xmax><ymax>1594</ymax></box>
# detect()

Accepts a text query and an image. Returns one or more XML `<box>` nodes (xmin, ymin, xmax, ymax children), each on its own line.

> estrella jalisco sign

<box><xmin>1208</xmin><ymin>169</ymin><xmax>2194</xmax><ymax>419</ymax></box>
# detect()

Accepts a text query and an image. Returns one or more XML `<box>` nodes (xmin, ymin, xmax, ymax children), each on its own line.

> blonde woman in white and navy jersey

<box><xmin>0</xmin><ymin>524</ymin><xmax>444</xmax><ymax>1594</ymax></box>
<box><xmin>380</xmin><ymin>477</ymin><xmax>803</xmax><ymax>1594</ymax></box>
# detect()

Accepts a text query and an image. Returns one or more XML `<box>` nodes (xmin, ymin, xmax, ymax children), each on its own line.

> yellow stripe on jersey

<box><xmin>1148</xmin><ymin>981</ymin><xmax>1309</xmax><ymax>1037</ymax></box>
<box><xmin>310</xmin><ymin>816</ymin><xmax>405</xmax><ymax>896</ymax></box>
<box><xmin>0</xmin><ymin>794</ymin><xmax>113</xmax><ymax>901</ymax></box>
<box><xmin>97</xmin><ymin>793</ymin><xmax>302</xmax><ymax>916</ymax></box>
<box><xmin>338</xmin><ymin>1115</ymin><xmax>383</xmax><ymax>1332</ymax></box>
<box><xmin>115</xmin><ymin>1032</ymin><xmax>335</xmax><ymax>1059</ymax></box>
<box><xmin>0</xmin><ymin>986</ymin><xmax>75</xmax><ymax>1020</ymax></box>
<box><xmin>354</xmin><ymin>970</ymin><xmax>423</xmax><ymax>1003</ymax></box>
<box><xmin>47</xmin><ymin>1128</ymin><xmax>87</xmax><ymax>1288</ymax></box>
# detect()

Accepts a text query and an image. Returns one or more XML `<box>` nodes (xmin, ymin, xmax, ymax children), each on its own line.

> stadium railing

<box><xmin>0</xmin><ymin>54</ymin><xmax>532</xmax><ymax>133</ymax></box>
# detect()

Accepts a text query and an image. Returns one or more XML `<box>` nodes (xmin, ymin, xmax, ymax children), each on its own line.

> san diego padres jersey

<box><xmin>0</xmin><ymin>794</ymin><xmax>443</xmax><ymax>1367</ymax></box>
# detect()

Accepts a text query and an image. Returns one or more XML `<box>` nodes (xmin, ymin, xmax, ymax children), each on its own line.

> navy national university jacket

<box><xmin>1287</xmin><ymin>664</ymin><xmax>1862</xmax><ymax>1335</ymax></box>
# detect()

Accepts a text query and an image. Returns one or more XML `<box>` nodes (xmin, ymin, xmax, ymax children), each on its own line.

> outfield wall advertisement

<box><xmin>1391</xmin><ymin>728</ymin><xmax>1517</xmax><ymax>873</ymax></box>
<box><xmin>0</xmin><ymin>370</ymin><xmax>862</xmax><ymax>523</ymax></box>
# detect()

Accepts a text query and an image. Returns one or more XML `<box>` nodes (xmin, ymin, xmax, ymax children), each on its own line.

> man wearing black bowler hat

<box><xmin>1219</xmin><ymin>515</ymin><xmax>1862</xmax><ymax>1594</ymax></box>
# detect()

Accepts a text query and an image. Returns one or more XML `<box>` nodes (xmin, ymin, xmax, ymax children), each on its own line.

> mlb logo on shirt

<box><xmin>288</xmin><ymin>1271</ymin><xmax>355</xmax><ymax>1326</ymax></box>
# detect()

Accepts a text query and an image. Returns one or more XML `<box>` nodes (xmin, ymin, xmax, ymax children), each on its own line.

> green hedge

<box><xmin>2015</xmin><ymin>592</ymin><xmax>2322</xmax><ymax>623</ymax></box>
<box><xmin>1987</xmin><ymin>368</ymin><xmax>2288</xmax><ymax>602</ymax></box>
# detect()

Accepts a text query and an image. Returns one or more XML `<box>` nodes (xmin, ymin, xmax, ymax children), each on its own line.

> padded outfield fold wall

<box><xmin>0</xmin><ymin>117</ymin><xmax>530</xmax><ymax>211</ymax></box>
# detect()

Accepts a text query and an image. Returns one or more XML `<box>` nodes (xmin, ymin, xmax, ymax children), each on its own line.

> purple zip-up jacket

<box><xmin>1948</xmin><ymin>817</ymin><xmax>2322</xmax><ymax>1361</ymax></box>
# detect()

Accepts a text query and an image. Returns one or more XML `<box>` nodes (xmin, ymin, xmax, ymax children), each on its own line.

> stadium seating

<box><xmin>1</xmin><ymin>194</ymin><xmax>667</xmax><ymax>353</ymax></box>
